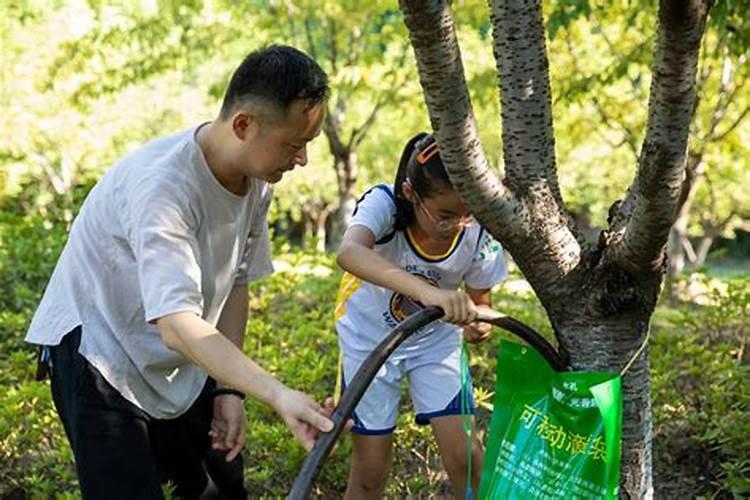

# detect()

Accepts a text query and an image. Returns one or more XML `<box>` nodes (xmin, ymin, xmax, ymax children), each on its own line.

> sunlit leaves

<box><xmin>44</xmin><ymin>2</ymin><xmax>238</xmax><ymax>108</ymax></box>
<box><xmin>547</xmin><ymin>0</ymin><xmax>592</xmax><ymax>40</ymax></box>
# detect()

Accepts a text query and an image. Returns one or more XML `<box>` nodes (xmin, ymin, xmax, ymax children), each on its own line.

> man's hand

<box><xmin>463</xmin><ymin>321</ymin><xmax>492</xmax><ymax>344</ymax></box>
<box><xmin>209</xmin><ymin>394</ymin><xmax>246</xmax><ymax>462</ymax></box>
<box><xmin>271</xmin><ymin>387</ymin><xmax>334</xmax><ymax>451</ymax></box>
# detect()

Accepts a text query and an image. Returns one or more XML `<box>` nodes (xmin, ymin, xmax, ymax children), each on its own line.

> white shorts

<box><xmin>337</xmin><ymin>328</ymin><xmax>475</xmax><ymax>435</ymax></box>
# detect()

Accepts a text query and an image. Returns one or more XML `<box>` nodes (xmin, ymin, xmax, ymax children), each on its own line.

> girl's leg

<box><xmin>344</xmin><ymin>433</ymin><xmax>394</xmax><ymax>500</ymax></box>
<box><xmin>407</xmin><ymin>340</ymin><xmax>480</xmax><ymax>498</ymax></box>
<box><xmin>431</xmin><ymin>415</ymin><xmax>484</xmax><ymax>500</ymax></box>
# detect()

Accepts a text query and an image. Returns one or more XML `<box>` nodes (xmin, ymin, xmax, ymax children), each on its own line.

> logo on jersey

<box><xmin>478</xmin><ymin>234</ymin><xmax>502</xmax><ymax>261</ymax></box>
<box><xmin>386</xmin><ymin>273</ymin><xmax>439</xmax><ymax>325</ymax></box>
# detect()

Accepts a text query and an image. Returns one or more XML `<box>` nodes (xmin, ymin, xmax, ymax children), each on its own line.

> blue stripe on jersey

<box><xmin>351</xmin><ymin>184</ymin><xmax>397</xmax><ymax>245</ymax></box>
<box><xmin>414</xmin><ymin>387</ymin><xmax>475</xmax><ymax>425</ymax></box>
<box><xmin>351</xmin><ymin>184</ymin><xmax>393</xmax><ymax>217</ymax></box>
<box><xmin>475</xmin><ymin>227</ymin><xmax>485</xmax><ymax>254</ymax></box>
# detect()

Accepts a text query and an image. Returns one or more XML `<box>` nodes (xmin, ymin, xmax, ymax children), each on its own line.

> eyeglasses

<box><xmin>412</xmin><ymin>190</ymin><xmax>474</xmax><ymax>230</ymax></box>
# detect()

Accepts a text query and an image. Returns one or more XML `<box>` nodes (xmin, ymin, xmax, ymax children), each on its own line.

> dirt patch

<box><xmin>653</xmin><ymin>425</ymin><xmax>730</xmax><ymax>499</ymax></box>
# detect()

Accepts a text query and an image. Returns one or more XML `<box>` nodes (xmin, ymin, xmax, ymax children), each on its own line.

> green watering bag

<box><xmin>478</xmin><ymin>340</ymin><xmax>623</xmax><ymax>499</ymax></box>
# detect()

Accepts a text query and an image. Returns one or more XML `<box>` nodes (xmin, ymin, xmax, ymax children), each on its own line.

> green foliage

<box><xmin>0</xmin><ymin>0</ymin><xmax>748</xmax><ymax>496</ymax></box>
<box><xmin>547</xmin><ymin>0</ymin><xmax>592</xmax><ymax>40</ymax></box>
<box><xmin>0</xmin><ymin>381</ymin><xmax>78</xmax><ymax>497</ymax></box>
<box><xmin>4</xmin><ymin>0</ymin><xmax>744</xmax><ymax>245</ymax></box>
<box><xmin>44</xmin><ymin>2</ymin><xmax>236</xmax><ymax>108</ymax></box>
<box><xmin>0</xmin><ymin>219</ymin><xmax>746</xmax><ymax>496</ymax></box>
<box><xmin>709</xmin><ymin>0</ymin><xmax>750</xmax><ymax>55</ymax></box>
<box><xmin>240</xmin><ymin>0</ymin><xmax>427</xmax><ymax>219</ymax></box>
<box><xmin>545</xmin><ymin>1</ymin><xmax>749</xmax><ymax>234</ymax></box>
<box><xmin>651</xmin><ymin>275</ymin><xmax>749</xmax><ymax>498</ymax></box>
<box><xmin>0</xmin><ymin>212</ymin><xmax>68</xmax><ymax>314</ymax></box>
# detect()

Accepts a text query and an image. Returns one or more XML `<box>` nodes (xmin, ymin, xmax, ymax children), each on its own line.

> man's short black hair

<box><xmin>219</xmin><ymin>45</ymin><xmax>329</xmax><ymax>121</ymax></box>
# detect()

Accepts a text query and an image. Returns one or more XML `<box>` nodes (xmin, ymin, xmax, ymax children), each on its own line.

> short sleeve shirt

<box><xmin>25</xmin><ymin>125</ymin><xmax>274</xmax><ymax>418</ymax></box>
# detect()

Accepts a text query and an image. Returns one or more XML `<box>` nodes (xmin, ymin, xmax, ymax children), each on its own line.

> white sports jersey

<box><xmin>335</xmin><ymin>184</ymin><xmax>507</xmax><ymax>356</ymax></box>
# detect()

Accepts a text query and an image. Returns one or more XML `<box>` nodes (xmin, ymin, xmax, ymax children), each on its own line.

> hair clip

<box><xmin>415</xmin><ymin>141</ymin><xmax>439</xmax><ymax>165</ymax></box>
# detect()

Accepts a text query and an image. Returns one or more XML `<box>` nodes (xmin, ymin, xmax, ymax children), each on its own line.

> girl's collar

<box><xmin>405</xmin><ymin>225</ymin><xmax>465</xmax><ymax>262</ymax></box>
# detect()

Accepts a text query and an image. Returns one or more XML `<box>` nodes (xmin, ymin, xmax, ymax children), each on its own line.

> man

<box><xmin>26</xmin><ymin>45</ymin><xmax>333</xmax><ymax>499</ymax></box>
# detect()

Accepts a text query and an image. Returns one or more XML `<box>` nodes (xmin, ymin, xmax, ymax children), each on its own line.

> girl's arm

<box><xmin>337</xmin><ymin>225</ymin><xmax>477</xmax><ymax>324</ymax></box>
<box><xmin>463</xmin><ymin>287</ymin><xmax>494</xmax><ymax>343</ymax></box>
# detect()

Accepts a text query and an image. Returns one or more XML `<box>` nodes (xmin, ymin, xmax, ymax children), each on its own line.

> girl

<box><xmin>335</xmin><ymin>132</ymin><xmax>507</xmax><ymax>499</ymax></box>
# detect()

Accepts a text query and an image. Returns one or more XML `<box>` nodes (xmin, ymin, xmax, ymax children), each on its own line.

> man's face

<box><xmin>239</xmin><ymin>99</ymin><xmax>325</xmax><ymax>183</ymax></box>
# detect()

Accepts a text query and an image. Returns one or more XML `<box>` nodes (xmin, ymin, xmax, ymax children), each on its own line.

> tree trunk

<box><xmin>693</xmin><ymin>234</ymin><xmax>714</xmax><ymax>267</ymax></box>
<box><xmin>299</xmin><ymin>13</ymin><xmax>406</xmax><ymax>252</ymax></box>
<box><xmin>328</xmin><ymin>195</ymin><xmax>356</xmax><ymax>251</ymax></box>
<box><xmin>327</xmin><ymin>153</ymin><xmax>358</xmax><ymax>251</ymax></box>
<box><xmin>399</xmin><ymin>0</ymin><xmax>710</xmax><ymax>497</ymax></box>
<box><xmin>313</xmin><ymin>215</ymin><xmax>326</xmax><ymax>253</ymax></box>
<box><xmin>322</xmin><ymin>107</ymin><xmax>358</xmax><ymax>251</ymax></box>
<box><xmin>550</xmin><ymin>261</ymin><xmax>662</xmax><ymax>498</ymax></box>
<box><xmin>301</xmin><ymin>200</ymin><xmax>335</xmax><ymax>252</ymax></box>
<box><xmin>665</xmin><ymin>152</ymin><xmax>704</xmax><ymax>302</ymax></box>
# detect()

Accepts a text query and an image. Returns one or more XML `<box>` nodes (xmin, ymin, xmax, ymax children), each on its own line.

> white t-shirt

<box><xmin>25</xmin><ymin>125</ymin><xmax>274</xmax><ymax>418</ymax></box>
<box><xmin>335</xmin><ymin>184</ymin><xmax>507</xmax><ymax>356</ymax></box>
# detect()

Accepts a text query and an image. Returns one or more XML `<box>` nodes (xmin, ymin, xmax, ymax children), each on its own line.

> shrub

<box><xmin>651</xmin><ymin>276</ymin><xmax>749</xmax><ymax>498</ymax></box>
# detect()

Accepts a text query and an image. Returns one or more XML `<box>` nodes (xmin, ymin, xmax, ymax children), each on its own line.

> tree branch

<box><xmin>329</xmin><ymin>18</ymin><xmax>338</xmax><ymax>75</ymax></box>
<box><xmin>303</xmin><ymin>18</ymin><xmax>318</xmax><ymax>60</ymax></box>
<box><xmin>712</xmin><ymin>104</ymin><xmax>749</xmax><ymax>142</ymax></box>
<box><xmin>564</xmin><ymin>31</ymin><xmax>640</xmax><ymax>160</ymax></box>
<box><xmin>398</xmin><ymin>0</ymin><xmax>508</xmax><ymax>216</ymax></box>
<box><xmin>590</xmin><ymin>12</ymin><xmax>649</xmax><ymax>102</ymax></box>
<box><xmin>400</xmin><ymin>0</ymin><xmax>580</xmax><ymax>289</ymax></box>
<box><xmin>346</xmin><ymin>28</ymin><xmax>365</xmax><ymax>68</ymax></box>
<box><xmin>610</xmin><ymin>0</ymin><xmax>711</xmax><ymax>272</ymax></box>
<box><xmin>488</xmin><ymin>0</ymin><xmax>561</xmax><ymax>201</ymax></box>
<box><xmin>323</xmin><ymin>103</ymin><xmax>348</xmax><ymax>193</ymax></box>
<box><xmin>348</xmin><ymin>96</ymin><xmax>387</xmax><ymax>151</ymax></box>
<box><xmin>348</xmin><ymin>44</ymin><xmax>412</xmax><ymax>150</ymax></box>
<box><xmin>692</xmin><ymin>26</ymin><xmax>716</xmax><ymax>111</ymax></box>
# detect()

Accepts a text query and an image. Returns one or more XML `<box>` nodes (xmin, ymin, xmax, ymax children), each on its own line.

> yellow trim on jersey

<box><xmin>334</xmin><ymin>272</ymin><xmax>363</xmax><ymax>321</ymax></box>
<box><xmin>334</xmin><ymin>351</ymin><xmax>344</xmax><ymax>405</ymax></box>
<box><xmin>406</xmin><ymin>225</ymin><xmax>463</xmax><ymax>261</ymax></box>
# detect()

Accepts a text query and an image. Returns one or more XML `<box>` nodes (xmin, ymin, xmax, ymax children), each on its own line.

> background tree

<box><xmin>246</xmin><ymin>0</ymin><xmax>415</xmax><ymax>249</ymax></box>
<box><xmin>399</xmin><ymin>0</ymin><xmax>713</xmax><ymax>497</ymax></box>
<box><xmin>549</xmin><ymin>0</ymin><xmax>749</xmax><ymax>299</ymax></box>
<box><xmin>0</xmin><ymin>1</ymin><xmax>226</xmax><ymax>216</ymax></box>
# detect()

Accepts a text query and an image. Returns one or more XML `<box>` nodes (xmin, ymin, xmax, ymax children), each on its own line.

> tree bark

<box><xmin>301</xmin><ymin>199</ymin><xmax>336</xmax><ymax>252</ymax></box>
<box><xmin>322</xmin><ymin>89</ymin><xmax>393</xmax><ymax>250</ymax></box>
<box><xmin>609</xmin><ymin>0</ymin><xmax>710</xmax><ymax>274</ymax></box>
<box><xmin>399</xmin><ymin>0</ymin><xmax>580</xmax><ymax>298</ymax></box>
<box><xmin>327</xmin><ymin>152</ymin><xmax>357</xmax><ymax>251</ymax></box>
<box><xmin>399</xmin><ymin>0</ymin><xmax>711</xmax><ymax>498</ymax></box>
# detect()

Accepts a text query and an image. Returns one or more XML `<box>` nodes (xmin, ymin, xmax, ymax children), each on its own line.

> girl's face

<box><xmin>405</xmin><ymin>181</ymin><xmax>473</xmax><ymax>241</ymax></box>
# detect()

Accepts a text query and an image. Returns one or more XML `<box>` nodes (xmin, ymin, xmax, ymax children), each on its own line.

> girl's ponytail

<box><xmin>393</xmin><ymin>132</ymin><xmax>428</xmax><ymax>230</ymax></box>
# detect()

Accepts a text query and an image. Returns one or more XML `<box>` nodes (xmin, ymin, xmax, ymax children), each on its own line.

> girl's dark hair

<box><xmin>219</xmin><ymin>45</ymin><xmax>329</xmax><ymax>121</ymax></box>
<box><xmin>393</xmin><ymin>132</ymin><xmax>452</xmax><ymax>230</ymax></box>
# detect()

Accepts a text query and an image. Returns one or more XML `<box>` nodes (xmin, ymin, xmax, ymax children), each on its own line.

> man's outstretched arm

<box><xmin>156</xmin><ymin>309</ymin><xmax>333</xmax><ymax>450</ymax></box>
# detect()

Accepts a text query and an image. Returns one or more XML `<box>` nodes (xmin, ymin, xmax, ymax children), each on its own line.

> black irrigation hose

<box><xmin>484</xmin><ymin>313</ymin><xmax>567</xmax><ymax>372</ymax></box>
<box><xmin>287</xmin><ymin>306</ymin><xmax>443</xmax><ymax>500</ymax></box>
<box><xmin>287</xmin><ymin>305</ymin><xmax>566</xmax><ymax>499</ymax></box>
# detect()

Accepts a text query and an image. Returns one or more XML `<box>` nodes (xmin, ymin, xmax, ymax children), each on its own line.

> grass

<box><xmin>0</xmin><ymin>247</ymin><xmax>746</xmax><ymax>498</ymax></box>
